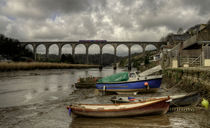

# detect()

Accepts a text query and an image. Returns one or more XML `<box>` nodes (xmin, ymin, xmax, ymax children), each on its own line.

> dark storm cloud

<box><xmin>1</xmin><ymin>0</ymin><xmax>107</xmax><ymax>20</ymax></box>
<box><xmin>31</xmin><ymin>0</ymin><xmax>107</xmax><ymax>15</ymax></box>
<box><xmin>120</xmin><ymin>0</ymin><xmax>135</xmax><ymax>6</ymax></box>
<box><xmin>182</xmin><ymin>0</ymin><xmax>210</xmax><ymax>15</ymax></box>
<box><xmin>126</xmin><ymin>0</ymin><xmax>209</xmax><ymax>32</ymax></box>
<box><xmin>0</xmin><ymin>0</ymin><xmax>209</xmax><ymax>43</ymax></box>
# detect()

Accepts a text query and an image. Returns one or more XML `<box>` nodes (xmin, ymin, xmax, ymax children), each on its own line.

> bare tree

<box><xmin>177</xmin><ymin>27</ymin><xmax>184</xmax><ymax>34</ymax></box>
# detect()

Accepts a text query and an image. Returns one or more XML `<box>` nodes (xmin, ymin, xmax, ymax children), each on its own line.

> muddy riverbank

<box><xmin>0</xmin><ymin>69</ymin><xmax>209</xmax><ymax>128</ymax></box>
<box><xmin>163</xmin><ymin>68</ymin><xmax>210</xmax><ymax>101</ymax></box>
<box><xmin>1</xmin><ymin>84</ymin><xmax>210</xmax><ymax>128</ymax></box>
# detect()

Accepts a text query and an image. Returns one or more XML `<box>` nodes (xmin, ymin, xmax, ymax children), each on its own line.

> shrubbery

<box><xmin>0</xmin><ymin>34</ymin><xmax>33</xmax><ymax>61</ymax></box>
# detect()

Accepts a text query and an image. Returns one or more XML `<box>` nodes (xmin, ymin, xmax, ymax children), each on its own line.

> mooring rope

<box><xmin>169</xmin><ymin>107</ymin><xmax>204</xmax><ymax>112</ymax></box>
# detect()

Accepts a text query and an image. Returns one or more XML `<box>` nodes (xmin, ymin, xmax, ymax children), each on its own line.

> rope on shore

<box><xmin>169</xmin><ymin>107</ymin><xmax>204</xmax><ymax>112</ymax></box>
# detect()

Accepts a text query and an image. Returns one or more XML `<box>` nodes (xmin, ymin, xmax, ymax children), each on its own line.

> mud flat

<box><xmin>0</xmin><ymin>68</ymin><xmax>209</xmax><ymax>128</ymax></box>
<box><xmin>0</xmin><ymin>85</ymin><xmax>210</xmax><ymax>128</ymax></box>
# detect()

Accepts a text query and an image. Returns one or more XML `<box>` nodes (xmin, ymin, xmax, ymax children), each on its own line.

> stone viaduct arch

<box><xmin>21</xmin><ymin>41</ymin><xmax>165</xmax><ymax>70</ymax></box>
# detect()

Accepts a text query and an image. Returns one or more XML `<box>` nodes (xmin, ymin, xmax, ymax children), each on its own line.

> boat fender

<box><xmin>201</xmin><ymin>98</ymin><xmax>209</xmax><ymax>110</ymax></box>
<box><xmin>144</xmin><ymin>82</ymin><xmax>149</xmax><ymax>90</ymax></box>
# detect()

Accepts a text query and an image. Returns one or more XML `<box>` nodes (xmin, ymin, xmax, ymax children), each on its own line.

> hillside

<box><xmin>118</xmin><ymin>50</ymin><xmax>160</xmax><ymax>71</ymax></box>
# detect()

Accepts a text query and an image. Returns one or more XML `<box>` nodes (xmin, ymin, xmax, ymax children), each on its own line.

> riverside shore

<box><xmin>0</xmin><ymin>62</ymin><xmax>99</xmax><ymax>71</ymax></box>
<box><xmin>163</xmin><ymin>67</ymin><xmax>210</xmax><ymax>101</ymax></box>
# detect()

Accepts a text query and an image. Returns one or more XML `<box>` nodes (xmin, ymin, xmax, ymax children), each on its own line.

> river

<box><xmin>0</xmin><ymin>68</ymin><xmax>209</xmax><ymax>128</ymax></box>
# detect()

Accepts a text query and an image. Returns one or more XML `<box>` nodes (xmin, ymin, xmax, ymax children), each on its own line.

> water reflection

<box><xmin>0</xmin><ymin>68</ymin><xmax>125</xmax><ymax>107</ymax></box>
<box><xmin>70</xmin><ymin>115</ymin><xmax>171</xmax><ymax>128</ymax></box>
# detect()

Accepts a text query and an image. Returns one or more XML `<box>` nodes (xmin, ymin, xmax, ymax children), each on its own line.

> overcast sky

<box><xmin>0</xmin><ymin>0</ymin><xmax>210</xmax><ymax>55</ymax></box>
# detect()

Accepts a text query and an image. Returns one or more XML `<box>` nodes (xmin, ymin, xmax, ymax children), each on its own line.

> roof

<box><xmin>166</xmin><ymin>34</ymin><xmax>191</xmax><ymax>42</ymax></box>
<box><xmin>162</xmin><ymin>44</ymin><xmax>175</xmax><ymax>49</ymax></box>
<box><xmin>186</xmin><ymin>24</ymin><xmax>207</xmax><ymax>34</ymax></box>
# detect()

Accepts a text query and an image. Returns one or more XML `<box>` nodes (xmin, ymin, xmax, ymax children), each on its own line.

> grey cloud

<box><xmin>182</xmin><ymin>0</ymin><xmax>210</xmax><ymax>15</ymax></box>
<box><xmin>1</xmin><ymin>0</ymin><xmax>107</xmax><ymax>20</ymax></box>
<box><xmin>0</xmin><ymin>0</ymin><xmax>210</xmax><ymax>43</ymax></box>
<box><xmin>79</xmin><ymin>16</ymin><xmax>97</xmax><ymax>38</ymax></box>
<box><xmin>120</xmin><ymin>0</ymin><xmax>135</xmax><ymax>6</ymax></box>
<box><xmin>132</xmin><ymin>0</ymin><xmax>209</xmax><ymax>32</ymax></box>
<box><xmin>32</xmin><ymin>29</ymin><xmax>68</xmax><ymax>41</ymax></box>
<box><xmin>0</xmin><ymin>16</ymin><xmax>10</xmax><ymax>33</ymax></box>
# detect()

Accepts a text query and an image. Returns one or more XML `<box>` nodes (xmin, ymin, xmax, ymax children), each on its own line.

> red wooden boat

<box><xmin>67</xmin><ymin>97</ymin><xmax>170</xmax><ymax>117</ymax></box>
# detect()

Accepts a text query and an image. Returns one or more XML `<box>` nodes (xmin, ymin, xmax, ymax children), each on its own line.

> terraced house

<box><xmin>163</xmin><ymin>24</ymin><xmax>210</xmax><ymax>68</ymax></box>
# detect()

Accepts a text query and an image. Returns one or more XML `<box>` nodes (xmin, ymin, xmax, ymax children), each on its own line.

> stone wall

<box><xmin>180</xmin><ymin>49</ymin><xmax>201</xmax><ymax>57</ymax></box>
<box><xmin>197</xmin><ymin>25</ymin><xmax>210</xmax><ymax>41</ymax></box>
<box><xmin>163</xmin><ymin>68</ymin><xmax>210</xmax><ymax>100</ymax></box>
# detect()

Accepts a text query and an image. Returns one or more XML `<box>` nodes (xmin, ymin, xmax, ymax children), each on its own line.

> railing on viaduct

<box><xmin>20</xmin><ymin>40</ymin><xmax>165</xmax><ymax>70</ymax></box>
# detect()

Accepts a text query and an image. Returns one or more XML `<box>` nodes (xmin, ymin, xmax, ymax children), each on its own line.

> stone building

<box><xmin>163</xmin><ymin>24</ymin><xmax>210</xmax><ymax>68</ymax></box>
<box><xmin>166</xmin><ymin>33</ymin><xmax>191</xmax><ymax>46</ymax></box>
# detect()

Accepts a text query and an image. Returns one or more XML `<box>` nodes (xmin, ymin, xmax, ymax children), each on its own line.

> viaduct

<box><xmin>20</xmin><ymin>40</ymin><xmax>165</xmax><ymax>70</ymax></box>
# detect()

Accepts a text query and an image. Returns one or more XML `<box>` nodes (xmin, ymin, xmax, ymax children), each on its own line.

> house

<box><xmin>168</xmin><ymin>24</ymin><xmax>210</xmax><ymax>68</ymax></box>
<box><xmin>164</xmin><ymin>24</ymin><xmax>207</xmax><ymax>47</ymax></box>
<box><xmin>166</xmin><ymin>33</ymin><xmax>191</xmax><ymax>46</ymax></box>
<box><xmin>149</xmin><ymin>53</ymin><xmax>161</xmax><ymax>62</ymax></box>
<box><xmin>185</xmin><ymin>24</ymin><xmax>207</xmax><ymax>35</ymax></box>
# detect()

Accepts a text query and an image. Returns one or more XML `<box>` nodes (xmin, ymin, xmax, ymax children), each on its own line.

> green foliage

<box><xmin>73</xmin><ymin>54</ymin><xmax>122</xmax><ymax>66</ymax></box>
<box><xmin>61</xmin><ymin>54</ymin><xmax>74</xmax><ymax>63</ymax></box>
<box><xmin>119</xmin><ymin>59</ymin><xmax>126</xmax><ymax>67</ymax></box>
<box><xmin>0</xmin><ymin>34</ymin><xmax>33</xmax><ymax>61</ymax></box>
<box><xmin>144</xmin><ymin>54</ymin><xmax>150</xmax><ymax>65</ymax></box>
<box><xmin>133</xmin><ymin>60</ymin><xmax>140</xmax><ymax>68</ymax></box>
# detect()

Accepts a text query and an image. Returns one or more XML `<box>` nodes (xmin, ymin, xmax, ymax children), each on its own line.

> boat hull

<box><xmin>75</xmin><ymin>83</ymin><xmax>96</xmax><ymax>88</ymax></box>
<box><xmin>68</xmin><ymin>98</ymin><xmax>170</xmax><ymax>118</ymax></box>
<box><xmin>111</xmin><ymin>92</ymin><xmax>200</xmax><ymax>107</ymax></box>
<box><xmin>96</xmin><ymin>78</ymin><xmax>162</xmax><ymax>93</ymax></box>
<box><xmin>170</xmin><ymin>92</ymin><xmax>200</xmax><ymax>107</ymax></box>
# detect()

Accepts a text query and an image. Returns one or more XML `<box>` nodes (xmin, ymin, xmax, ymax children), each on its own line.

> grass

<box><xmin>0</xmin><ymin>62</ymin><xmax>99</xmax><ymax>71</ymax></box>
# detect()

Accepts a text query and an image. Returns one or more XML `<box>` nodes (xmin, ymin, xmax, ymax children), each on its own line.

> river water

<box><xmin>0</xmin><ymin>68</ymin><xmax>209</xmax><ymax>128</ymax></box>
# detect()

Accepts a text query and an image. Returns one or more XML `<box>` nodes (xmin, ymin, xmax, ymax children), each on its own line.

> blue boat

<box><xmin>96</xmin><ymin>72</ymin><xmax>162</xmax><ymax>94</ymax></box>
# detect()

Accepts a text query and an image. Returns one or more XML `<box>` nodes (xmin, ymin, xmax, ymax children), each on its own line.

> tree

<box><xmin>61</xmin><ymin>54</ymin><xmax>66</xmax><ymax>62</ymax></box>
<box><xmin>61</xmin><ymin>54</ymin><xmax>74</xmax><ymax>63</ymax></box>
<box><xmin>177</xmin><ymin>27</ymin><xmax>184</xmax><ymax>34</ymax></box>
<box><xmin>207</xmin><ymin>19</ymin><xmax>210</xmax><ymax>25</ymax></box>
<box><xmin>144</xmin><ymin>54</ymin><xmax>150</xmax><ymax>65</ymax></box>
<box><xmin>0</xmin><ymin>34</ymin><xmax>33</xmax><ymax>61</ymax></box>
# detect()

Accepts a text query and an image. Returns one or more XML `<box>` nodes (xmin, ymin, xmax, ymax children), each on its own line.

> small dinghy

<box><xmin>67</xmin><ymin>97</ymin><xmax>170</xmax><ymax>118</ymax></box>
<box><xmin>169</xmin><ymin>92</ymin><xmax>200</xmax><ymax>107</ymax></box>
<box><xmin>75</xmin><ymin>76</ymin><xmax>101</xmax><ymax>88</ymax></box>
<box><xmin>110</xmin><ymin>92</ymin><xmax>200</xmax><ymax>107</ymax></box>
